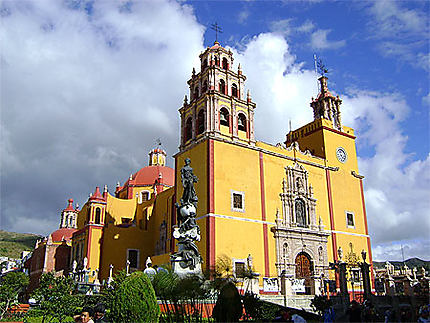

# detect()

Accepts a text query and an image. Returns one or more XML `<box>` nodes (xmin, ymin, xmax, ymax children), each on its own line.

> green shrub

<box><xmin>109</xmin><ymin>271</ymin><xmax>160</xmax><ymax>322</ymax></box>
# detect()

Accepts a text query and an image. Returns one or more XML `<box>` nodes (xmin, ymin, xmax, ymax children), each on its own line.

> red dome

<box><xmin>51</xmin><ymin>228</ymin><xmax>77</xmax><ymax>242</ymax></box>
<box><xmin>125</xmin><ymin>165</ymin><xmax>174</xmax><ymax>187</ymax></box>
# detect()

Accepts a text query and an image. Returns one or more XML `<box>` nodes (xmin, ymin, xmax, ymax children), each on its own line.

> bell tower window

<box><xmin>185</xmin><ymin>117</ymin><xmax>192</xmax><ymax>142</ymax></box>
<box><xmin>214</xmin><ymin>56</ymin><xmax>219</xmax><ymax>66</ymax></box>
<box><xmin>222</xmin><ymin>57</ymin><xmax>228</xmax><ymax>70</ymax></box>
<box><xmin>194</xmin><ymin>87</ymin><xmax>199</xmax><ymax>100</ymax></box>
<box><xmin>219</xmin><ymin>79</ymin><xmax>226</xmax><ymax>94</ymax></box>
<box><xmin>197</xmin><ymin>109</ymin><xmax>205</xmax><ymax>135</ymax></box>
<box><xmin>95</xmin><ymin>207</ymin><xmax>101</xmax><ymax>224</ymax></box>
<box><xmin>238</xmin><ymin>113</ymin><xmax>247</xmax><ymax>132</ymax></box>
<box><xmin>231</xmin><ymin>83</ymin><xmax>238</xmax><ymax>98</ymax></box>
<box><xmin>220</xmin><ymin>108</ymin><xmax>229</xmax><ymax>127</ymax></box>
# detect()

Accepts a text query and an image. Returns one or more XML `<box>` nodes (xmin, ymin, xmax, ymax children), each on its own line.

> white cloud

<box><xmin>366</xmin><ymin>0</ymin><xmax>429</xmax><ymax>71</ymax></box>
<box><xmin>0</xmin><ymin>0</ymin><xmax>205</xmax><ymax>233</ymax></box>
<box><xmin>310</xmin><ymin>29</ymin><xmax>346</xmax><ymax>50</ymax></box>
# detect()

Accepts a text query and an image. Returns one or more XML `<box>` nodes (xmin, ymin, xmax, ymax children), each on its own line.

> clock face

<box><xmin>336</xmin><ymin>147</ymin><xmax>348</xmax><ymax>163</ymax></box>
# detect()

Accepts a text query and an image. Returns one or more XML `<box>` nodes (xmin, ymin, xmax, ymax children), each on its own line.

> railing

<box><xmin>260</xmin><ymin>294</ymin><xmax>315</xmax><ymax>311</ymax></box>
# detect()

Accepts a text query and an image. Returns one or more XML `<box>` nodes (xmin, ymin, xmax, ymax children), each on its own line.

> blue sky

<box><xmin>1</xmin><ymin>0</ymin><xmax>429</xmax><ymax>261</ymax></box>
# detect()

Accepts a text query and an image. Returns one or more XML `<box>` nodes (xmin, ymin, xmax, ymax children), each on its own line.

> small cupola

<box><xmin>310</xmin><ymin>76</ymin><xmax>342</xmax><ymax>130</ymax></box>
<box><xmin>149</xmin><ymin>146</ymin><xmax>166</xmax><ymax>166</ymax></box>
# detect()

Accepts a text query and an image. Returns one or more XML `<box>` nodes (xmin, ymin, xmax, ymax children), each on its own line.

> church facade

<box><xmin>66</xmin><ymin>41</ymin><xmax>373</xmax><ymax>296</ymax></box>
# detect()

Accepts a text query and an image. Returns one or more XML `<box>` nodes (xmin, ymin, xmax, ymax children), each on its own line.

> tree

<box><xmin>31</xmin><ymin>272</ymin><xmax>79</xmax><ymax>323</ymax></box>
<box><xmin>110</xmin><ymin>271</ymin><xmax>160</xmax><ymax>322</ymax></box>
<box><xmin>0</xmin><ymin>271</ymin><xmax>29</xmax><ymax>319</ymax></box>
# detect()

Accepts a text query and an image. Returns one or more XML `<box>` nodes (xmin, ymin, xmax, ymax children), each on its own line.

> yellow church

<box><xmin>68</xmin><ymin>41</ymin><xmax>373</xmax><ymax>297</ymax></box>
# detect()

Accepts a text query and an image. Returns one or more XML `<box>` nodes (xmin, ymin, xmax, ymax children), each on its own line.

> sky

<box><xmin>1</xmin><ymin>0</ymin><xmax>429</xmax><ymax>262</ymax></box>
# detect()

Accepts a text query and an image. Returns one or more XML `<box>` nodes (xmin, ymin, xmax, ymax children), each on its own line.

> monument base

<box><xmin>172</xmin><ymin>260</ymin><xmax>202</xmax><ymax>277</ymax></box>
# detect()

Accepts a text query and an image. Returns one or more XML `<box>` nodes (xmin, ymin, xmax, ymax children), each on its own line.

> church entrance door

<box><xmin>295</xmin><ymin>252</ymin><xmax>314</xmax><ymax>295</ymax></box>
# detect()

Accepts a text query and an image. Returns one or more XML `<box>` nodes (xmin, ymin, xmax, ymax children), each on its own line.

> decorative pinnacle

<box><xmin>104</xmin><ymin>184</ymin><xmax>108</xmax><ymax>193</ymax></box>
<box><xmin>184</xmin><ymin>95</ymin><xmax>188</xmax><ymax>105</ymax></box>
<box><xmin>116</xmin><ymin>181</ymin><xmax>120</xmax><ymax>187</ymax></box>
<box><xmin>192</xmin><ymin>67</ymin><xmax>196</xmax><ymax>76</ymax></box>
<box><xmin>247</xmin><ymin>90</ymin><xmax>251</xmax><ymax>103</ymax></box>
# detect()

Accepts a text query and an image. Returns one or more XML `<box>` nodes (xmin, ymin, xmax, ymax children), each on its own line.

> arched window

<box><xmin>202</xmin><ymin>81</ymin><xmax>208</xmax><ymax>93</ymax></box>
<box><xmin>220</xmin><ymin>108</ymin><xmax>229</xmax><ymax>127</ymax></box>
<box><xmin>141</xmin><ymin>191</ymin><xmax>149</xmax><ymax>202</ymax></box>
<box><xmin>219</xmin><ymin>79</ymin><xmax>226</xmax><ymax>94</ymax></box>
<box><xmin>197</xmin><ymin>109</ymin><xmax>205</xmax><ymax>135</ymax></box>
<box><xmin>295</xmin><ymin>199</ymin><xmax>306</xmax><ymax>227</ymax></box>
<box><xmin>86</xmin><ymin>208</ymin><xmax>91</xmax><ymax>223</ymax></box>
<box><xmin>194</xmin><ymin>87</ymin><xmax>199</xmax><ymax>100</ymax></box>
<box><xmin>214</xmin><ymin>56</ymin><xmax>219</xmax><ymax>66</ymax></box>
<box><xmin>231</xmin><ymin>83</ymin><xmax>238</xmax><ymax>97</ymax></box>
<box><xmin>222</xmin><ymin>57</ymin><xmax>228</xmax><ymax>70</ymax></box>
<box><xmin>238</xmin><ymin>113</ymin><xmax>247</xmax><ymax>132</ymax></box>
<box><xmin>185</xmin><ymin>117</ymin><xmax>192</xmax><ymax>141</ymax></box>
<box><xmin>95</xmin><ymin>207</ymin><xmax>101</xmax><ymax>224</ymax></box>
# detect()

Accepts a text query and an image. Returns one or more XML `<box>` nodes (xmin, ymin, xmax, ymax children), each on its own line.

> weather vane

<box><xmin>211</xmin><ymin>22</ymin><xmax>223</xmax><ymax>43</ymax></box>
<box><xmin>316</xmin><ymin>56</ymin><xmax>329</xmax><ymax>77</ymax></box>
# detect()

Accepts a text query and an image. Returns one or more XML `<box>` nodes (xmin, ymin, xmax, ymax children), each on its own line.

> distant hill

<box><xmin>0</xmin><ymin>230</ymin><xmax>43</xmax><ymax>259</ymax></box>
<box><xmin>373</xmin><ymin>258</ymin><xmax>430</xmax><ymax>271</ymax></box>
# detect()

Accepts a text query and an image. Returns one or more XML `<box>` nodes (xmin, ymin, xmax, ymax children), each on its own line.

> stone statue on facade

<box><xmin>171</xmin><ymin>158</ymin><xmax>202</xmax><ymax>275</ymax></box>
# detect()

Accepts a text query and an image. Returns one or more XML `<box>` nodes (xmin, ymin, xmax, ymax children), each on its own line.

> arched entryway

<box><xmin>295</xmin><ymin>252</ymin><xmax>314</xmax><ymax>295</ymax></box>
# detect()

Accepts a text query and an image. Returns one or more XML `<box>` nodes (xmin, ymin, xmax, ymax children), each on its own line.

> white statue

<box><xmin>143</xmin><ymin>257</ymin><xmax>157</xmax><ymax>277</ymax></box>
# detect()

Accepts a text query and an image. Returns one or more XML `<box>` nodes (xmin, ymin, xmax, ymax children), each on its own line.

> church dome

<box><xmin>125</xmin><ymin>165</ymin><xmax>174</xmax><ymax>187</ymax></box>
<box><xmin>50</xmin><ymin>227</ymin><xmax>76</xmax><ymax>243</ymax></box>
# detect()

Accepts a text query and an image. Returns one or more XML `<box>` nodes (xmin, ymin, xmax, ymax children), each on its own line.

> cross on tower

<box><xmin>211</xmin><ymin>22</ymin><xmax>223</xmax><ymax>43</ymax></box>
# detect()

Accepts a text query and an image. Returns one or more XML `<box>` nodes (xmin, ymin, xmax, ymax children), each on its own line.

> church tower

<box><xmin>60</xmin><ymin>198</ymin><xmax>78</xmax><ymax>229</ymax></box>
<box><xmin>179</xmin><ymin>41</ymin><xmax>256</xmax><ymax>151</ymax></box>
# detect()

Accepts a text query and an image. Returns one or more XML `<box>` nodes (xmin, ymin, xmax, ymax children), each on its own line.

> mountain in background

<box><xmin>0</xmin><ymin>230</ymin><xmax>43</xmax><ymax>259</ymax></box>
<box><xmin>373</xmin><ymin>258</ymin><xmax>430</xmax><ymax>271</ymax></box>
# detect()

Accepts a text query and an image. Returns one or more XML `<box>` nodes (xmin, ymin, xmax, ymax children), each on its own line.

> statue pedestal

<box><xmin>172</xmin><ymin>260</ymin><xmax>202</xmax><ymax>277</ymax></box>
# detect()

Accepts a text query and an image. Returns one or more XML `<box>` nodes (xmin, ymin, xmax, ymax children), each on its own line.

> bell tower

<box><xmin>179</xmin><ymin>41</ymin><xmax>256</xmax><ymax>151</ymax></box>
<box><xmin>310</xmin><ymin>76</ymin><xmax>342</xmax><ymax>131</ymax></box>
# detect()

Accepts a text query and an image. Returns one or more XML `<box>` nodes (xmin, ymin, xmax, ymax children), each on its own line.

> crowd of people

<box><xmin>73</xmin><ymin>303</ymin><xmax>107</xmax><ymax>323</ymax></box>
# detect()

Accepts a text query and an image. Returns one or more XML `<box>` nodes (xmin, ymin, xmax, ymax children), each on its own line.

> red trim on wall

<box><xmin>207</xmin><ymin>140</ymin><xmax>215</xmax><ymax>271</ymax></box>
<box><xmin>171</xmin><ymin>157</ymin><xmax>178</xmax><ymax>253</ymax></box>
<box><xmin>325</xmin><ymin>169</ymin><xmax>338</xmax><ymax>262</ymax></box>
<box><xmin>325</xmin><ymin>169</ymin><xmax>340</xmax><ymax>289</ymax></box>
<box><xmin>86</xmin><ymin>226</ymin><xmax>92</xmax><ymax>268</ymax></box>
<box><xmin>259</xmin><ymin>152</ymin><xmax>270</xmax><ymax>277</ymax></box>
<box><xmin>360</xmin><ymin>179</ymin><xmax>375</xmax><ymax>287</ymax></box>
<box><xmin>229</xmin><ymin>114</ymin><xmax>233</xmax><ymax>134</ymax></box>
<box><xmin>246</xmin><ymin>120</ymin><xmax>250</xmax><ymax>139</ymax></box>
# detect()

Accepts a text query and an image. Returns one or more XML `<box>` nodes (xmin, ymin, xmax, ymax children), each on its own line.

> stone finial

<box><xmin>247</xmin><ymin>90</ymin><xmax>251</xmax><ymax>103</ymax></box>
<box><xmin>238</xmin><ymin>63</ymin><xmax>242</xmax><ymax>75</ymax></box>
<box><xmin>129</xmin><ymin>174</ymin><xmax>133</xmax><ymax>180</ymax></box>
<box><xmin>192</xmin><ymin>67</ymin><xmax>196</xmax><ymax>76</ymax></box>
<box><xmin>184</xmin><ymin>95</ymin><xmax>188</xmax><ymax>105</ymax></box>
<box><xmin>116</xmin><ymin>182</ymin><xmax>120</xmax><ymax>188</ymax></box>
<box><xmin>104</xmin><ymin>185</ymin><xmax>108</xmax><ymax>193</ymax></box>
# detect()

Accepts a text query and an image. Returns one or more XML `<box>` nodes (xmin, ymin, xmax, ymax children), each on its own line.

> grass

<box><xmin>0</xmin><ymin>230</ymin><xmax>42</xmax><ymax>259</ymax></box>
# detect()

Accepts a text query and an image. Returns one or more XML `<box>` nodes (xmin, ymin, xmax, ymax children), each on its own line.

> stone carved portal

<box><xmin>272</xmin><ymin>162</ymin><xmax>330</xmax><ymax>295</ymax></box>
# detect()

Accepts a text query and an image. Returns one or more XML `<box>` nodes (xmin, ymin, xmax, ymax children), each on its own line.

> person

<box><xmin>273</xmin><ymin>309</ymin><xmax>291</xmax><ymax>322</ymax></box>
<box><xmin>418</xmin><ymin>305</ymin><xmax>429</xmax><ymax>323</ymax></box>
<box><xmin>291</xmin><ymin>312</ymin><xmax>307</xmax><ymax>323</ymax></box>
<box><xmin>93</xmin><ymin>303</ymin><xmax>108</xmax><ymax>323</ymax></box>
<box><xmin>347</xmin><ymin>300</ymin><xmax>362</xmax><ymax>322</ymax></box>
<box><xmin>74</xmin><ymin>307</ymin><xmax>94</xmax><ymax>323</ymax></box>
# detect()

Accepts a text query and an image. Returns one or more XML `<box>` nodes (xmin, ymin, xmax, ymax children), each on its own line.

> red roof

<box><xmin>63</xmin><ymin>198</ymin><xmax>75</xmax><ymax>212</ymax></box>
<box><xmin>51</xmin><ymin>228</ymin><xmax>76</xmax><ymax>242</ymax></box>
<box><xmin>89</xmin><ymin>186</ymin><xmax>105</xmax><ymax>202</ymax></box>
<box><xmin>125</xmin><ymin>165</ymin><xmax>174</xmax><ymax>187</ymax></box>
